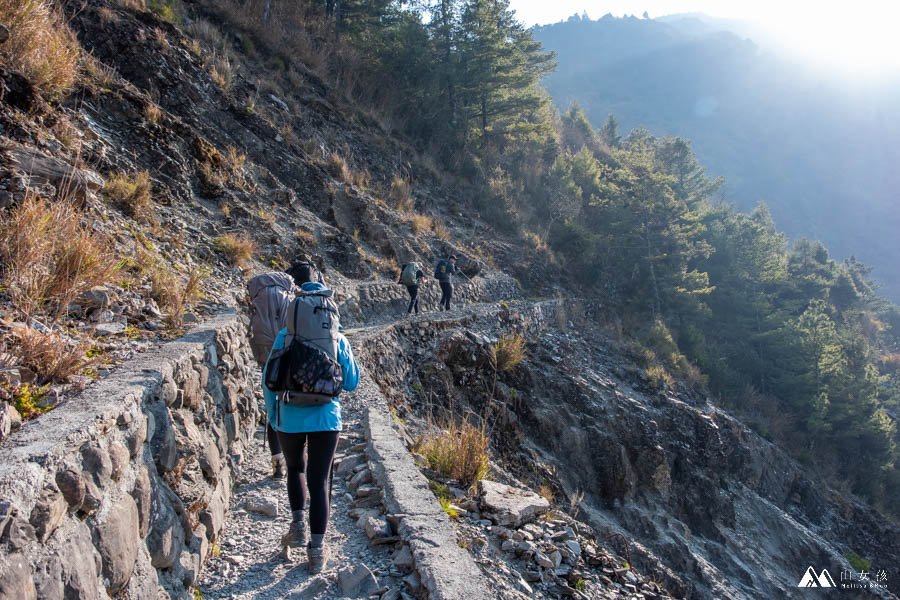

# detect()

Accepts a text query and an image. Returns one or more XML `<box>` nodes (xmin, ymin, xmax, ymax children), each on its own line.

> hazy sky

<box><xmin>508</xmin><ymin>0</ymin><xmax>900</xmax><ymax>72</ymax></box>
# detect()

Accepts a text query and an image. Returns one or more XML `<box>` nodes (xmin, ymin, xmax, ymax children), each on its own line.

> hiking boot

<box><xmin>281</xmin><ymin>520</ymin><xmax>307</xmax><ymax>549</ymax></box>
<box><xmin>307</xmin><ymin>543</ymin><xmax>328</xmax><ymax>574</ymax></box>
<box><xmin>272</xmin><ymin>454</ymin><xmax>286</xmax><ymax>479</ymax></box>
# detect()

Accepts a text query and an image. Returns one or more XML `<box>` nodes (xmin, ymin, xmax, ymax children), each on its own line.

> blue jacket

<box><xmin>263</xmin><ymin>282</ymin><xmax>360</xmax><ymax>433</ymax></box>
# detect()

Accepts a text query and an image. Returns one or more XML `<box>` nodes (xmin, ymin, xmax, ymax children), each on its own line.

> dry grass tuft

<box><xmin>352</xmin><ymin>168</ymin><xmax>370</xmax><ymax>189</ymax></box>
<box><xmin>407</xmin><ymin>213</ymin><xmax>432</xmax><ymax>234</ymax></box>
<box><xmin>388</xmin><ymin>175</ymin><xmax>413</xmax><ymax>212</ymax></box>
<box><xmin>295</xmin><ymin>229</ymin><xmax>316</xmax><ymax>246</ymax></box>
<box><xmin>490</xmin><ymin>333</ymin><xmax>526</xmax><ymax>372</ymax></box>
<box><xmin>433</xmin><ymin>221</ymin><xmax>450</xmax><ymax>241</ymax></box>
<box><xmin>149</xmin><ymin>265</ymin><xmax>205</xmax><ymax>328</ymax></box>
<box><xmin>224</xmin><ymin>145</ymin><xmax>246</xmax><ymax>172</ymax></box>
<box><xmin>214</xmin><ymin>233</ymin><xmax>255</xmax><ymax>267</ymax></box>
<box><xmin>144</xmin><ymin>101</ymin><xmax>163</xmax><ymax>125</ymax></box>
<box><xmin>538</xmin><ymin>484</ymin><xmax>555</xmax><ymax>503</ymax></box>
<box><xmin>12</xmin><ymin>327</ymin><xmax>90</xmax><ymax>384</ymax></box>
<box><xmin>414</xmin><ymin>418</ymin><xmax>490</xmax><ymax>489</ymax></box>
<box><xmin>81</xmin><ymin>53</ymin><xmax>119</xmax><ymax>92</ymax></box>
<box><xmin>0</xmin><ymin>0</ymin><xmax>82</xmax><ymax>99</ymax></box>
<box><xmin>0</xmin><ymin>195</ymin><xmax>119</xmax><ymax>319</ymax></box>
<box><xmin>327</xmin><ymin>152</ymin><xmax>352</xmax><ymax>183</ymax></box>
<box><xmin>208</xmin><ymin>52</ymin><xmax>234</xmax><ymax>90</ymax></box>
<box><xmin>103</xmin><ymin>171</ymin><xmax>153</xmax><ymax>221</ymax></box>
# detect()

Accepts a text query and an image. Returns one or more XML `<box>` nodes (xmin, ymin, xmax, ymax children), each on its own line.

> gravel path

<box><xmin>197</xmin><ymin>389</ymin><xmax>394</xmax><ymax>599</ymax></box>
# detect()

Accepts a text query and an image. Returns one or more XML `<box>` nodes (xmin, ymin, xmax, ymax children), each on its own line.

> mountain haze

<box><xmin>534</xmin><ymin>13</ymin><xmax>900</xmax><ymax>299</ymax></box>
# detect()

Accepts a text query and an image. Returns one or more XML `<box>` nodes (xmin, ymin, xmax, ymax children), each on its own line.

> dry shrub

<box><xmin>81</xmin><ymin>53</ymin><xmax>119</xmax><ymax>92</ymax></box>
<box><xmin>103</xmin><ymin>171</ymin><xmax>152</xmax><ymax>221</ymax></box>
<box><xmin>490</xmin><ymin>333</ymin><xmax>526</xmax><ymax>372</ymax></box>
<box><xmin>352</xmin><ymin>168</ymin><xmax>370</xmax><ymax>189</ymax></box>
<box><xmin>0</xmin><ymin>195</ymin><xmax>119</xmax><ymax>318</ymax></box>
<box><xmin>295</xmin><ymin>229</ymin><xmax>316</xmax><ymax>246</ymax></box>
<box><xmin>389</xmin><ymin>175</ymin><xmax>413</xmax><ymax>211</ymax></box>
<box><xmin>144</xmin><ymin>102</ymin><xmax>162</xmax><ymax>125</ymax></box>
<box><xmin>208</xmin><ymin>52</ymin><xmax>234</xmax><ymax>90</ymax></box>
<box><xmin>224</xmin><ymin>145</ymin><xmax>246</xmax><ymax>172</ymax></box>
<box><xmin>51</xmin><ymin>115</ymin><xmax>82</xmax><ymax>154</ymax></box>
<box><xmin>414</xmin><ymin>418</ymin><xmax>489</xmax><ymax>489</ymax></box>
<box><xmin>188</xmin><ymin>18</ymin><xmax>227</xmax><ymax>51</ymax></box>
<box><xmin>148</xmin><ymin>265</ymin><xmax>205</xmax><ymax>328</ymax></box>
<box><xmin>432</xmin><ymin>221</ymin><xmax>450</xmax><ymax>241</ymax></box>
<box><xmin>214</xmin><ymin>233</ymin><xmax>255</xmax><ymax>267</ymax></box>
<box><xmin>0</xmin><ymin>0</ymin><xmax>82</xmax><ymax>99</ymax></box>
<box><xmin>407</xmin><ymin>213</ymin><xmax>432</xmax><ymax>234</ymax></box>
<box><xmin>538</xmin><ymin>484</ymin><xmax>555</xmax><ymax>503</ymax></box>
<box><xmin>12</xmin><ymin>327</ymin><xmax>89</xmax><ymax>384</ymax></box>
<box><xmin>327</xmin><ymin>152</ymin><xmax>352</xmax><ymax>183</ymax></box>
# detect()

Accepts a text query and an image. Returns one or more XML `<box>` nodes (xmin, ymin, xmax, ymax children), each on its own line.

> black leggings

<box><xmin>405</xmin><ymin>285</ymin><xmax>419</xmax><ymax>314</ymax></box>
<box><xmin>439</xmin><ymin>281</ymin><xmax>453</xmax><ymax>310</ymax></box>
<box><xmin>266</xmin><ymin>423</ymin><xmax>282</xmax><ymax>456</ymax></box>
<box><xmin>277</xmin><ymin>431</ymin><xmax>340</xmax><ymax>535</ymax></box>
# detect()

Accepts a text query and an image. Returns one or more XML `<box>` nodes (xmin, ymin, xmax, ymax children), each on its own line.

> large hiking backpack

<box><xmin>247</xmin><ymin>272</ymin><xmax>295</xmax><ymax>366</ymax></box>
<box><xmin>400</xmin><ymin>262</ymin><xmax>420</xmax><ymax>286</ymax></box>
<box><xmin>434</xmin><ymin>259</ymin><xmax>453</xmax><ymax>281</ymax></box>
<box><xmin>264</xmin><ymin>289</ymin><xmax>343</xmax><ymax>405</ymax></box>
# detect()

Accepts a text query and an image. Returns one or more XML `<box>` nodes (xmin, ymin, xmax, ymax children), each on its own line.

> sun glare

<box><xmin>756</xmin><ymin>2</ymin><xmax>900</xmax><ymax>74</ymax></box>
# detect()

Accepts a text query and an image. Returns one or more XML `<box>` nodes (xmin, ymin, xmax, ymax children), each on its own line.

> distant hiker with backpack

<box><xmin>398</xmin><ymin>261</ymin><xmax>426</xmax><ymax>315</ymax></box>
<box><xmin>247</xmin><ymin>269</ymin><xmax>297</xmax><ymax>479</ymax></box>
<box><xmin>434</xmin><ymin>254</ymin><xmax>458</xmax><ymax>311</ymax></box>
<box><xmin>262</xmin><ymin>265</ymin><xmax>360</xmax><ymax>573</ymax></box>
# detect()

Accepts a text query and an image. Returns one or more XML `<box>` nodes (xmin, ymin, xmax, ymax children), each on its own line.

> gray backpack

<box><xmin>401</xmin><ymin>262</ymin><xmax>420</xmax><ymax>286</ymax></box>
<box><xmin>264</xmin><ymin>288</ymin><xmax>343</xmax><ymax>405</ymax></box>
<box><xmin>247</xmin><ymin>272</ymin><xmax>295</xmax><ymax>367</ymax></box>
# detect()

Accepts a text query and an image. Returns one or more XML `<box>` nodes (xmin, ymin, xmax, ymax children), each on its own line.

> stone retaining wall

<box><xmin>0</xmin><ymin>311</ymin><xmax>259</xmax><ymax>599</ymax></box>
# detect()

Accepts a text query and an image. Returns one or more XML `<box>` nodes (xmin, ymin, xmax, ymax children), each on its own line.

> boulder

<box><xmin>131</xmin><ymin>466</ymin><xmax>152</xmax><ymax>538</ymax></box>
<box><xmin>477</xmin><ymin>480</ymin><xmax>550</xmax><ymax>528</ymax></box>
<box><xmin>338</xmin><ymin>563</ymin><xmax>380</xmax><ymax>598</ymax></box>
<box><xmin>336</xmin><ymin>452</ymin><xmax>366</xmax><ymax>476</ymax></box>
<box><xmin>362</xmin><ymin>516</ymin><xmax>391</xmax><ymax>540</ymax></box>
<box><xmin>0</xmin><ymin>402</ymin><xmax>20</xmax><ymax>442</ymax></box>
<box><xmin>29</xmin><ymin>487</ymin><xmax>67</xmax><ymax>542</ymax></box>
<box><xmin>0</xmin><ymin>553</ymin><xmax>36</xmax><ymax>600</ymax></box>
<box><xmin>33</xmin><ymin>522</ymin><xmax>101</xmax><ymax>599</ymax></box>
<box><xmin>147</xmin><ymin>499</ymin><xmax>182</xmax><ymax>569</ymax></box>
<box><xmin>244</xmin><ymin>497</ymin><xmax>277</xmax><ymax>518</ymax></box>
<box><xmin>392</xmin><ymin>545</ymin><xmax>414</xmax><ymax>573</ymax></box>
<box><xmin>94</xmin><ymin>495</ymin><xmax>140</xmax><ymax>594</ymax></box>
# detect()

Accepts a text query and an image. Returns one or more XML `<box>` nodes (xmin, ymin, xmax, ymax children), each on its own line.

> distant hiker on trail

<box><xmin>398</xmin><ymin>261</ymin><xmax>426</xmax><ymax>315</ymax></box>
<box><xmin>262</xmin><ymin>265</ymin><xmax>360</xmax><ymax>574</ymax></box>
<box><xmin>434</xmin><ymin>254</ymin><xmax>458</xmax><ymax>311</ymax></box>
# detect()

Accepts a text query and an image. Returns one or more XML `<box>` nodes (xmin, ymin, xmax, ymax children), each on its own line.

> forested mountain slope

<box><xmin>534</xmin><ymin>13</ymin><xmax>900</xmax><ymax>300</ymax></box>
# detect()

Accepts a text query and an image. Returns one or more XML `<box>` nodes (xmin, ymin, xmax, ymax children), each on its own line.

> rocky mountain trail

<box><xmin>197</xmin><ymin>390</ymin><xmax>407</xmax><ymax>600</ymax></box>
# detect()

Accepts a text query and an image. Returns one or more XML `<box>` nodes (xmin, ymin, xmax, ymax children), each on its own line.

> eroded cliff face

<box><xmin>360</xmin><ymin>302</ymin><xmax>899</xmax><ymax>599</ymax></box>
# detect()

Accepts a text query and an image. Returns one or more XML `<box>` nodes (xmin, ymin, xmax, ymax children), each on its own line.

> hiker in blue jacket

<box><xmin>263</xmin><ymin>271</ymin><xmax>360</xmax><ymax>574</ymax></box>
